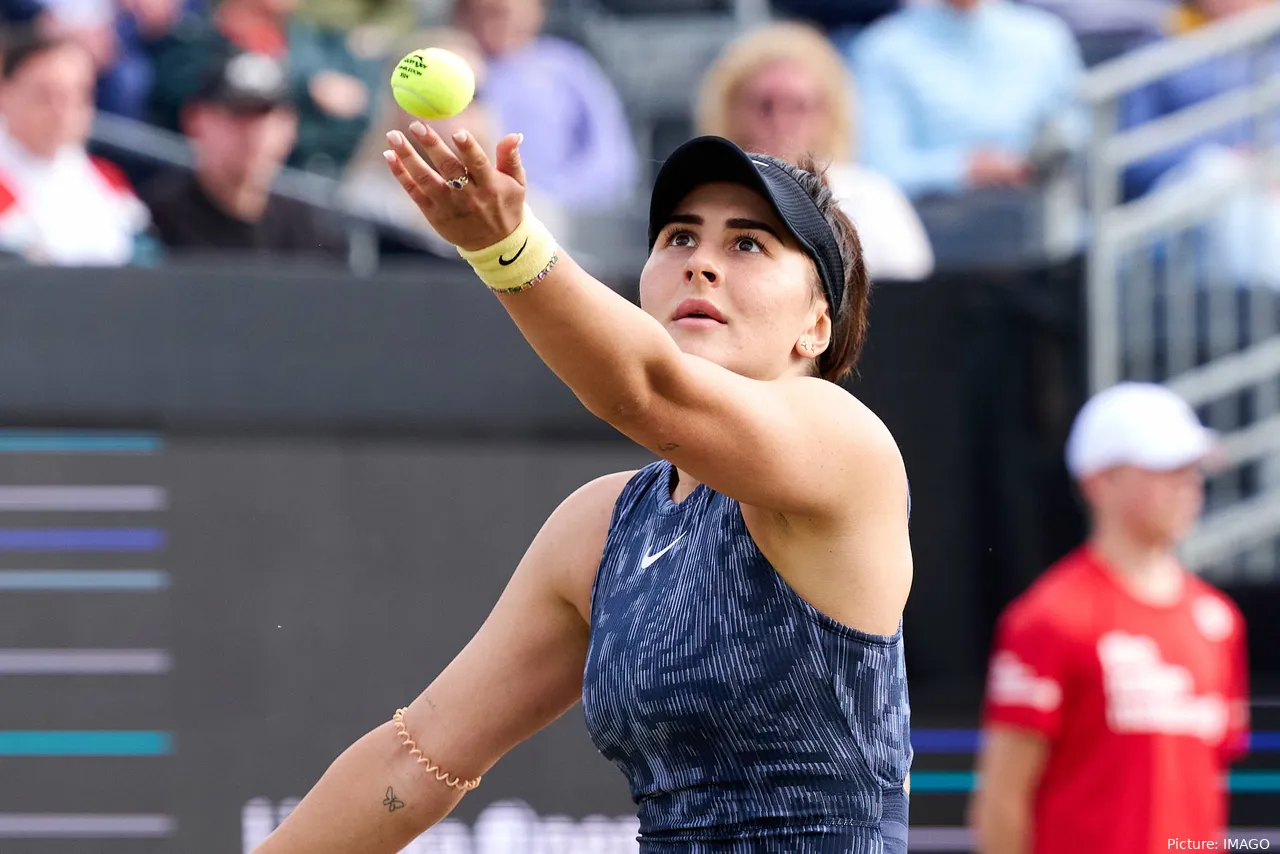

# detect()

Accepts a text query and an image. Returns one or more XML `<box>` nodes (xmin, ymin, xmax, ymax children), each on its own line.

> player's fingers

<box><xmin>385</xmin><ymin>129</ymin><xmax>447</xmax><ymax>196</ymax></box>
<box><xmin>450</xmin><ymin>129</ymin><xmax>497</xmax><ymax>188</ymax></box>
<box><xmin>408</xmin><ymin>121</ymin><xmax>470</xmax><ymax>187</ymax></box>
<box><xmin>382</xmin><ymin>148</ymin><xmax>434</xmax><ymax>210</ymax></box>
<box><xmin>496</xmin><ymin>133</ymin><xmax>527</xmax><ymax>188</ymax></box>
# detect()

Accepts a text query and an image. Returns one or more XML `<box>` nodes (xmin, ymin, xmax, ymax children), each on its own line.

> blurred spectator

<box><xmin>1</xmin><ymin>0</ymin><xmax>47</xmax><ymax>27</ymax></box>
<box><xmin>1022</xmin><ymin>0</ymin><xmax>1175</xmax><ymax>65</ymax></box>
<box><xmin>97</xmin><ymin>0</ymin><xmax>204</xmax><ymax>120</ymax></box>
<box><xmin>0</xmin><ymin>34</ymin><xmax>153</xmax><ymax>265</ymax></box>
<box><xmin>3</xmin><ymin>0</ymin><xmax>203</xmax><ymax>122</ymax></box>
<box><xmin>139</xmin><ymin>50</ymin><xmax>348</xmax><ymax>258</ymax></box>
<box><xmin>294</xmin><ymin>0</ymin><xmax>414</xmax><ymax>38</ymax></box>
<box><xmin>148</xmin><ymin>0</ymin><xmax>380</xmax><ymax>176</ymax></box>
<box><xmin>452</xmin><ymin>0</ymin><xmax>639</xmax><ymax>211</ymax></box>
<box><xmin>1022</xmin><ymin>0</ymin><xmax>1174</xmax><ymax>37</ymax></box>
<box><xmin>851</xmin><ymin>0</ymin><xmax>1086</xmax><ymax>199</ymax></box>
<box><xmin>1120</xmin><ymin>0</ymin><xmax>1271</xmax><ymax>200</ymax></box>
<box><xmin>770</xmin><ymin>0</ymin><xmax>901</xmax><ymax>60</ymax></box>
<box><xmin>695</xmin><ymin>21</ymin><xmax>934</xmax><ymax>281</ymax></box>
<box><xmin>770</xmin><ymin>0</ymin><xmax>901</xmax><ymax>32</ymax></box>
<box><xmin>1122</xmin><ymin>0</ymin><xmax>1280</xmax><ymax>287</ymax></box>
<box><xmin>340</xmin><ymin>27</ymin><xmax>568</xmax><ymax>258</ymax></box>
<box><xmin>32</xmin><ymin>0</ymin><xmax>116</xmax><ymax>70</ymax></box>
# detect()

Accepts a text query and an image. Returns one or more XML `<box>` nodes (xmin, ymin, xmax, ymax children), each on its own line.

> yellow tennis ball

<box><xmin>390</xmin><ymin>48</ymin><xmax>476</xmax><ymax>120</ymax></box>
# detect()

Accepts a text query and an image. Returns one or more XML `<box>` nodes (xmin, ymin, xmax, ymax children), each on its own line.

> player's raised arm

<box><xmin>249</xmin><ymin>473</ymin><xmax>629</xmax><ymax>854</ymax></box>
<box><xmin>382</xmin><ymin>125</ymin><xmax>895</xmax><ymax>522</ymax></box>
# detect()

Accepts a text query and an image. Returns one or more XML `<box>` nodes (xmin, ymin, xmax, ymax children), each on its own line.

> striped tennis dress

<box><xmin>582</xmin><ymin>461</ymin><xmax>912</xmax><ymax>853</ymax></box>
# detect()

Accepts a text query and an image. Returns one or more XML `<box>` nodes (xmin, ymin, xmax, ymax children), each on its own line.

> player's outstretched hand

<box><xmin>383</xmin><ymin>121</ymin><xmax>527</xmax><ymax>252</ymax></box>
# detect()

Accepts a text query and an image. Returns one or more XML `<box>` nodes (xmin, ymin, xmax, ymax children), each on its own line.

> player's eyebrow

<box><xmin>725</xmin><ymin>217</ymin><xmax>784</xmax><ymax>243</ymax></box>
<box><xmin>663</xmin><ymin>213</ymin><xmax>703</xmax><ymax>228</ymax></box>
<box><xmin>663</xmin><ymin>214</ymin><xmax>784</xmax><ymax>244</ymax></box>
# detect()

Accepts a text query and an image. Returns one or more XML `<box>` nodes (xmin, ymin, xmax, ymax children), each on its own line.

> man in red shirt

<box><xmin>968</xmin><ymin>382</ymin><xmax>1251</xmax><ymax>854</ymax></box>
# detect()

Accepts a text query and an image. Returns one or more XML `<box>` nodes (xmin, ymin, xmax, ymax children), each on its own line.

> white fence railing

<box><xmin>1081</xmin><ymin>3</ymin><xmax>1280</xmax><ymax>581</ymax></box>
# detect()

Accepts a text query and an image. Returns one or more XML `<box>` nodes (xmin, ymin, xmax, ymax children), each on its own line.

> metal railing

<box><xmin>89</xmin><ymin>110</ymin><xmax>438</xmax><ymax>276</ymax></box>
<box><xmin>90</xmin><ymin>109</ymin><xmax>659</xmax><ymax>282</ymax></box>
<box><xmin>1081</xmin><ymin>2</ymin><xmax>1280</xmax><ymax>580</ymax></box>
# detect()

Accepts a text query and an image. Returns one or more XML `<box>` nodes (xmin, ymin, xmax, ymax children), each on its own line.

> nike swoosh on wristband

<box><xmin>640</xmin><ymin>532</ymin><xmax>686</xmax><ymax>569</ymax></box>
<box><xmin>498</xmin><ymin>237</ymin><xmax>529</xmax><ymax>266</ymax></box>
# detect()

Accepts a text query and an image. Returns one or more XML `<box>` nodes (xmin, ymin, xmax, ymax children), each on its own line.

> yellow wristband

<box><xmin>457</xmin><ymin>204</ymin><xmax>559</xmax><ymax>294</ymax></box>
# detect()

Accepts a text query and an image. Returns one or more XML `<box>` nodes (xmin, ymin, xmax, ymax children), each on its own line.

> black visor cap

<box><xmin>647</xmin><ymin>136</ymin><xmax>846</xmax><ymax>312</ymax></box>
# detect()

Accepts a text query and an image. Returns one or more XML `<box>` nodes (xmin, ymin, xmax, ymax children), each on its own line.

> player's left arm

<box><xmin>383</xmin><ymin>124</ymin><xmax>901</xmax><ymax>521</ymax></box>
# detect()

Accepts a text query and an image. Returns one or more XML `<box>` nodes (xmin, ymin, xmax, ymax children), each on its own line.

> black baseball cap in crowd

<box><xmin>648</xmin><ymin>136</ymin><xmax>846</xmax><ymax>311</ymax></box>
<box><xmin>192</xmin><ymin>50</ymin><xmax>292</xmax><ymax>112</ymax></box>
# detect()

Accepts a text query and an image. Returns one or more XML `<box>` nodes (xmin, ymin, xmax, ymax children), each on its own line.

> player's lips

<box><xmin>673</xmin><ymin>299</ymin><xmax>726</xmax><ymax>326</ymax></box>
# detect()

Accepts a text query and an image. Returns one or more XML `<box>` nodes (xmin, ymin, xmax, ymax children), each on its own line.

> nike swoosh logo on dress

<box><xmin>640</xmin><ymin>532</ymin><xmax>686</xmax><ymax>569</ymax></box>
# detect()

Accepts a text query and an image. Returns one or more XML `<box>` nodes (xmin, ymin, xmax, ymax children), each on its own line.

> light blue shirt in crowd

<box><xmin>485</xmin><ymin>36</ymin><xmax>639</xmax><ymax>212</ymax></box>
<box><xmin>851</xmin><ymin>0</ymin><xmax>1086</xmax><ymax>198</ymax></box>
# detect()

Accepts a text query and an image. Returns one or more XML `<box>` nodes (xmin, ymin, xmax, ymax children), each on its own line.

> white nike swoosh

<box><xmin>640</xmin><ymin>532</ymin><xmax>686</xmax><ymax>569</ymax></box>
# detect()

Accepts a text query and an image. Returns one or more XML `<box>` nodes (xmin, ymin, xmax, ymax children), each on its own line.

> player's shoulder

<box><xmin>785</xmin><ymin>378</ymin><xmax>906</xmax><ymax>511</ymax></box>
<box><xmin>543</xmin><ymin>469</ymin><xmax>642</xmax><ymax>539</ymax></box>
<box><xmin>564</xmin><ymin>468</ymin><xmax>640</xmax><ymax>509</ymax></box>
<box><xmin>532</xmin><ymin>469</ymin><xmax>641</xmax><ymax>612</ymax></box>
<box><xmin>792</xmin><ymin>377</ymin><xmax>902</xmax><ymax>458</ymax></box>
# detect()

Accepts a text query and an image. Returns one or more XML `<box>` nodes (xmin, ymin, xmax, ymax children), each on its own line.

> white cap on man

<box><xmin>1065</xmin><ymin>382</ymin><xmax>1218</xmax><ymax>479</ymax></box>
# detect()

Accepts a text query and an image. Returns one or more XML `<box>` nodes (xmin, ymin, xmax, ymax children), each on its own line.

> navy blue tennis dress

<box><xmin>582</xmin><ymin>460</ymin><xmax>912</xmax><ymax>853</ymax></box>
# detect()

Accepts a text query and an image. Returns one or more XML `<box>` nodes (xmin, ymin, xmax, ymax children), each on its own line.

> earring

<box><xmin>803</xmin><ymin>338</ymin><xmax>813</xmax><ymax>355</ymax></box>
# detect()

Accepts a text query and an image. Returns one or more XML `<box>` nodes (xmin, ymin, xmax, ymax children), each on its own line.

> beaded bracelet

<box><xmin>456</xmin><ymin>204</ymin><xmax>560</xmax><ymax>294</ymax></box>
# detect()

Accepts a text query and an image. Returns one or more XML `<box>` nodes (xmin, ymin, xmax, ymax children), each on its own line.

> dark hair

<box><xmin>751</xmin><ymin>153</ymin><xmax>870</xmax><ymax>384</ymax></box>
<box><xmin>1</xmin><ymin>31</ymin><xmax>81</xmax><ymax>81</ymax></box>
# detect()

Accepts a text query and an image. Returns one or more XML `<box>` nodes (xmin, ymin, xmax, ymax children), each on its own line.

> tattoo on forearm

<box><xmin>383</xmin><ymin>787</ymin><xmax>405</xmax><ymax>813</ymax></box>
<box><xmin>658</xmin><ymin>442</ymin><xmax>680</xmax><ymax>452</ymax></box>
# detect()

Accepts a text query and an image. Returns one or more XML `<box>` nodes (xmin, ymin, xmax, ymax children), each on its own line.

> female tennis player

<box><xmin>251</xmin><ymin>123</ymin><xmax>914</xmax><ymax>852</ymax></box>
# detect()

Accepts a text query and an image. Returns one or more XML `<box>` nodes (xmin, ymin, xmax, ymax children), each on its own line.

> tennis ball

<box><xmin>390</xmin><ymin>48</ymin><xmax>476</xmax><ymax>120</ymax></box>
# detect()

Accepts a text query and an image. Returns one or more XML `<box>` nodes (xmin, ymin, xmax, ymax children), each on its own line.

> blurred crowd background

<box><xmin>0</xmin><ymin>0</ymin><xmax>1267</xmax><ymax>277</ymax></box>
<box><xmin>2</xmin><ymin>0</ymin><xmax>1280</xmax><ymax>852</ymax></box>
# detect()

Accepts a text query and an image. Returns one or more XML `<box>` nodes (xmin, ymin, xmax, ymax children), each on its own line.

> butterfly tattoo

<box><xmin>383</xmin><ymin>786</ymin><xmax>405</xmax><ymax>812</ymax></box>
